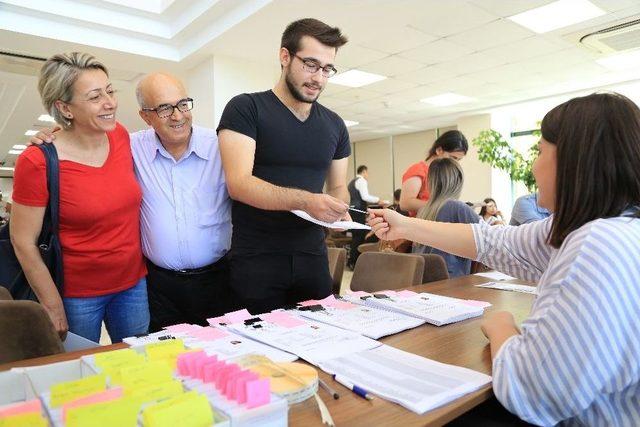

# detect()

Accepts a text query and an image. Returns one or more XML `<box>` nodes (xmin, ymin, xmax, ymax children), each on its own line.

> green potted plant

<box><xmin>472</xmin><ymin>129</ymin><xmax>539</xmax><ymax>192</ymax></box>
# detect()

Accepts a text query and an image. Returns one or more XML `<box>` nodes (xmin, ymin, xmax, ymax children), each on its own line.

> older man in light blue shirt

<box><xmin>133</xmin><ymin>72</ymin><xmax>233</xmax><ymax>331</ymax></box>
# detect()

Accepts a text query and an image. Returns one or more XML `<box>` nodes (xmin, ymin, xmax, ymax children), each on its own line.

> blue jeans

<box><xmin>63</xmin><ymin>278</ymin><xmax>149</xmax><ymax>343</ymax></box>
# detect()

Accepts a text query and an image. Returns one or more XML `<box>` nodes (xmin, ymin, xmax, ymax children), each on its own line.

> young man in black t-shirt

<box><xmin>217</xmin><ymin>18</ymin><xmax>351</xmax><ymax>314</ymax></box>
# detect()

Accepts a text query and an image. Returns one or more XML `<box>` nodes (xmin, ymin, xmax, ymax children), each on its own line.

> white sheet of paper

<box><xmin>226</xmin><ymin>316</ymin><xmax>380</xmax><ymax>365</ymax></box>
<box><xmin>474</xmin><ymin>271</ymin><xmax>516</xmax><ymax>281</ymax></box>
<box><xmin>292</xmin><ymin>304</ymin><xmax>425</xmax><ymax>339</ymax></box>
<box><xmin>475</xmin><ymin>282</ymin><xmax>538</xmax><ymax>294</ymax></box>
<box><xmin>319</xmin><ymin>345</ymin><xmax>492</xmax><ymax>415</ymax></box>
<box><xmin>291</xmin><ymin>209</ymin><xmax>371</xmax><ymax>230</ymax></box>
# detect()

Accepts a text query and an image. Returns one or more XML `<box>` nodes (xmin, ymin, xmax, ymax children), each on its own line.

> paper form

<box><xmin>319</xmin><ymin>345</ymin><xmax>491</xmax><ymax>414</ymax></box>
<box><xmin>474</xmin><ymin>271</ymin><xmax>516</xmax><ymax>281</ymax></box>
<box><xmin>475</xmin><ymin>282</ymin><xmax>538</xmax><ymax>294</ymax></box>
<box><xmin>291</xmin><ymin>210</ymin><xmax>371</xmax><ymax>230</ymax></box>
<box><xmin>343</xmin><ymin>292</ymin><xmax>484</xmax><ymax>326</ymax></box>
<box><xmin>225</xmin><ymin>316</ymin><xmax>380</xmax><ymax>365</ymax></box>
<box><xmin>292</xmin><ymin>304</ymin><xmax>425</xmax><ymax>339</ymax></box>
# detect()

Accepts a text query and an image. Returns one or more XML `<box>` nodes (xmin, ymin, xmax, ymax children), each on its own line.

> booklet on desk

<box><xmin>343</xmin><ymin>291</ymin><xmax>485</xmax><ymax>326</ymax></box>
<box><xmin>292</xmin><ymin>295</ymin><xmax>425</xmax><ymax>339</ymax></box>
<box><xmin>319</xmin><ymin>345</ymin><xmax>492</xmax><ymax>415</ymax></box>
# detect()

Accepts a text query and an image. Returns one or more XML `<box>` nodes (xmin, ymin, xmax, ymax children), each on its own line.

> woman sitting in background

<box><xmin>400</xmin><ymin>130</ymin><xmax>468</xmax><ymax>216</ymax></box>
<box><xmin>411</xmin><ymin>158</ymin><xmax>479</xmax><ymax>277</ymax></box>
<box><xmin>369</xmin><ymin>92</ymin><xmax>640</xmax><ymax>425</ymax></box>
<box><xmin>10</xmin><ymin>52</ymin><xmax>148</xmax><ymax>343</ymax></box>
<box><xmin>479</xmin><ymin>197</ymin><xmax>504</xmax><ymax>225</ymax></box>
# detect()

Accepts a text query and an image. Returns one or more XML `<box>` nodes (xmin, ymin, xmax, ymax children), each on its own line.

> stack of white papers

<box><xmin>221</xmin><ymin>312</ymin><xmax>380</xmax><ymax>365</ymax></box>
<box><xmin>343</xmin><ymin>291</ymin><xmax>485</xmax><ymax>326</ymax></box>
<box><xmin>319</xmin><ymin>345</ymin><xmax>492</xmax><ymax>414</ymax></box>
<box><xmin>292</xmin><ymin>295</ymin><xmax>425</xmax><ymax>339</ymax></box>
<box><xmin>475</xmin><ymin>282</ymin><xmax>537</xmax><ymax>294</ymax></box>
<box><xmin>474</xmin><ymin>271</ymin><xmax>516</xmax><ymax>281</ymax></box>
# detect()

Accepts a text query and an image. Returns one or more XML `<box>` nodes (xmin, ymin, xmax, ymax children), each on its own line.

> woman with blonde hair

<box><xmin>10</xmin><ymin>52</ymin><xmax>148</xmax><ymax>343</ymax></box>
<box><xmin>412</xmin><ymin>158</ymin><xmax>479</xmax><ymax>277</ymax></box>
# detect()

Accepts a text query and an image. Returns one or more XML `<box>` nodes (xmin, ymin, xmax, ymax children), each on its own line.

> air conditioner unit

<box><xmin>580</xmin><ymin>18</ymin><xmax>640</xmax><ymax>54</ymax></box>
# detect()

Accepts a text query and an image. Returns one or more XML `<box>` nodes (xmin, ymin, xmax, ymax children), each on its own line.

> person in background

<box><xmin>411</xmin><ymin>158</ymin><xmax>479</xmax><ymax>277</ymax></box>
<box><xmin>10</xmin><ymin>52</ymin><xmax>148</xmax><ymax>342</ymax></box>
<box><xmin>509</xmin><ymin>193</ymin><xmax>550</xmax><ymax>225</ymax></box>
<box><xmin>368</xmin><ymin>93</ymin><xmax>640</xmax><ymax>426</ymax></box>
<box><xmin>347</xmin><ymin>164</ymin><xmax>388</xmax><ymax>269</ymax></box>
<box><xmin>479</xmin><ymin>197</ymin><xmax>505</xmax><ymax>225</ymax></box>
<box><xmin>400</xmin><ymin>130</ymin><xmax>468</xmax><ymax>216</ymax></box>
<box><xmin>0</xmin><ymin>194</ymin><xmax>9</xmax><ymax>225</ymax></box>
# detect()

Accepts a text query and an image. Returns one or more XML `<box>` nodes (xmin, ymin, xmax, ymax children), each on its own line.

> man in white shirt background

<box><xmin>347</xmin><ymin>165</ymin><xmax>388</xmax><ymax>269</ymax></box>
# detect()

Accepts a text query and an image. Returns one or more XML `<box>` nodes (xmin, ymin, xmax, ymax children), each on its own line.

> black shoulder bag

<box><xmin>0</xmin><ymin>144</ymin><xmax>64</xmax><ymax>300</ymax></box>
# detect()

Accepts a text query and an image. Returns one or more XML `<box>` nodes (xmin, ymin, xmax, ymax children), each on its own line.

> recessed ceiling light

<box><xmin>508</xmin><ymin>0</ymin><xmax>605</xmax><ymax>33</ymax></box>
<box><xmin>420</xmin><ymin>93</ymin><xmax>475</xmax><ymax>107</ymax></box>
<box><xmin>344</xmin><ymin>120</ymin><xmax>360</xmax><ymax>127</ymax></box>
<box><xmin>0</xmin><ymin>167</ymin><xmax>15</xmax><ymax>171</ymax></box>
<box><xmin>8</xmin><ymin>150</ymin><xmax>23</xmax><ymax>155</ymax></box>
<box><xmin>38</xmin><ymin>114</ymin><xmax>56</xmax><ymax>122</ymax></box>
<box><xmin>597</xmin><ymin>49</ymin><xmax>640</xmax><ymax>71</ymax></box>
<box><xmin>24</xmin><ymin>130</ymin><xmax>38</xmax><ymax>136</ymax></box>
<box><xmin>330</xmin><ymin>70</ymin><xmax>387</xmax><ymax>88</ymax></box>
<box><xmin>12</xmin><ymin>145</ymin><xmax>27</xmax><ymax>150</ymax></box>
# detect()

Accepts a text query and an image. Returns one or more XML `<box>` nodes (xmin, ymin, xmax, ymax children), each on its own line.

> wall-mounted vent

<box><xmin>580</xmin><ymin>18</ymin><xmax>640</xmax><ymax>54</ymax></box>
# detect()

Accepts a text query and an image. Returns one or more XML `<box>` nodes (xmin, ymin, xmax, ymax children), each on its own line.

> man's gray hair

<box><xmin>38</xmin><ymin>52</ymin><xmax>108</xmax><ymax>129</ymax></box>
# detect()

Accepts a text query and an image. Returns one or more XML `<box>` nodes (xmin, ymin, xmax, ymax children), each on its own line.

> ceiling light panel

<box><xmin>330</xmin><ymin>70</ymin><xmax>387</xmax><ymax>88</ymax></box>
<box><xmin>420</xmin><ymin>93</ymin><xmax>476</xmax><ymax>106</ymax></box>
<box><xmin>508</xmin><ymin>0</ymin><xmax>605</xmax><ymax>33</ymax></box>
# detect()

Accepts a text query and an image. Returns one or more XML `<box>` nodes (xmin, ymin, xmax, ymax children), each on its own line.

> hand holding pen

<box><xmin>333</xmin><ymin>375</ymin><xmax>374</xmax><ymax>401</ymax></box>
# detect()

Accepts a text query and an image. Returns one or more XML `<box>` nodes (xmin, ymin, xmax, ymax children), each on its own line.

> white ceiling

<box><xmin>1</xmin><ymin>0</ymin><xmax>640</xmax><ymax>175</ymax></box>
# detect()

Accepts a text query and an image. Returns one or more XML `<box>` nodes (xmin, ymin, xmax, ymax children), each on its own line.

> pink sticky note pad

<box><xmin>462</xmin><ymin>299</ymin><xmax>492</xmax><ymax>308</ymax></box>
<box><xmin>235</xmin><ymin>372</ymin><xmax>259</xmax><ymax>404</ymax></box>
<box><xmin>328</xmin><ymin>300</ymin><xmax>356</xmax><ymax>310</ymax></box>
<box><xmin>263</xmin><ymin>312</ymin><xmax>306</xmax><ymax>328</ymax></box>
<box><xmin>347</xmin><ymin>291</ymin><xmax>370</xmax><ymax>297</ymax></box>
<box><xmin>177</xmin><ymin>350</ymin><xmax>205</xmax><ymax>377</ymax></box>
<box><xmin>298</xmin><ymin>299</ymin><xmax>320</xmax><ymax>307</ymax></box>
<box><xmin>216</xmin><ymin>365</ymin><xmax>241</xmax><ymax>391</ymax></box>
<box><xmin>0</xmin><ymin>399</ymin><xmax>42</xmax><ymax>418</ymax></box>
<box><xmin>318</xmin><ymin>295</ymin><xmax>337</xmax><ymax>304</ymax></box>
<box><xmin>246</xmin><ymin>378</ymin><xmax>271</xmax><ymax>409</ymax></box>
<box><xmin>396</xmin><ymin>290</ymin><xmax>418</xmax><ymax>298</ymax></box>
<box><xmin>196</xmin><ymin>355</ymin><xmax>218</xmax><ymax>380</ymax></box>
<box><xmin>62</xmin><ymin>388</ymin><xmax>123</xmax><ymax>422</ymax></box>
<box><xmin>224</xmin><ymin>309</ymin><xmax>253</xmax><ymax>324</ymax></box>
<box><xmin>203</xmin><ymin>360</ymin><xmax>223</xmax><ymax>383</ymax></box>
<box><xmin>164</xmin><ymin>323</ymin><xmax>195</xmax><ymax>333</ymax></box>
<box><xmin>224</xmin><ymin>369</ymin><xmax>246</xmax><ymax>399</ymax></box>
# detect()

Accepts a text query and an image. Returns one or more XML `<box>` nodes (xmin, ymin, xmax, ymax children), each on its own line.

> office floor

<box><xmin>99</xmin><ymin>267</ymin><xmax>355</xmax><ymax>345</ymax></box>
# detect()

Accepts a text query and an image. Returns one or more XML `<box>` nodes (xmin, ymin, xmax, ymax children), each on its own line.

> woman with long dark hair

<box><xmin>369</xmin><ymin>93</ymin><xmax>640</xmax><ymax>425</ymax></box>
<box><xmin>400</xmin><ymin>130</ymin><xmax>468</xmax><ymax>216</ymax></box>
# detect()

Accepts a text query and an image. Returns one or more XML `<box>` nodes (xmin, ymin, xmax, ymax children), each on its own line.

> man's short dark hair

<box><xmin>357</xmin><ymin>165</ymin><xmax>368</xmax><ymax>174</ymax></box>
<box><xmin>281</xmin><ymin>18</ymin><xmax>348</xmax><ymax>55</ymax></box>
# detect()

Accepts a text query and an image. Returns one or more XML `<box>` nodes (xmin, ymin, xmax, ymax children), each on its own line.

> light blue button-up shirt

<box><xmin>130</xmin><ymin>126</ymin><xmax>231</xmax><ymax>270</ymax></box>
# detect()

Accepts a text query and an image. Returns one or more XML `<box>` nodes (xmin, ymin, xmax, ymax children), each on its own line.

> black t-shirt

<box><xmin>216</xmin><ymin>90</ymin><xmax>351</xmax><ymax>255</ymax></box>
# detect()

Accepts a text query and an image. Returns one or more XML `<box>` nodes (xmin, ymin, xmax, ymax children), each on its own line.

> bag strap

<box><xmin>37</xmin><ymin>144</ymin><xmax>60</xmax><ymax>241</ymax></box>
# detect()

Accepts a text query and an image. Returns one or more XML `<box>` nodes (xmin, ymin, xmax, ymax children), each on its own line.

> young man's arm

<box><xmin>218</xmin><ymin>129</ymin><xmax>348</xmax><ymax>222</ymax></box>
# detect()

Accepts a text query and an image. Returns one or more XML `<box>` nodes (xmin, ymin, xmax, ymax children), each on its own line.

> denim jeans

<box><xmin>63</xmin><ymin>277</ymin><xmax>150</xmax><ymax>343</ymax></box>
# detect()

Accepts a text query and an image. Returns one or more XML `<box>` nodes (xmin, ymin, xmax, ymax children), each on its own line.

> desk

<box><xmin>0</xmin><ymin>275</ymin><xmax>534</xmax><ymax>426</ymax></box>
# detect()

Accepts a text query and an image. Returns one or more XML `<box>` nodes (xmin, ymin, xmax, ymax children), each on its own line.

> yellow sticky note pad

<box><xmin>0</xmin><ymin>413</ymin><xmax>47</xmax><ymax>427</ymax></box>
<box><xmin>144</xmin><ymin>339</ymin><xmax>184</xmax><ymax>359</ymax></box>
<box><xmin>65</xmin><ymin>398</ymin><xmax>140</xmax><ymax>427</ymax></box>
<box><xmin>117</xmin><ymin>361</ymin><xmax>173</xmax><ymax>389</ymax></box>
<box><xmin>49</xmin><ymin>374</ymin><xmax>107</xmax><ymax>408</ymax></box>
<box><xmin>142</xmin><ymin>391</ymin><xmax>213</xmax><ymax>427</ymax></box>
<box><xmin>94</xmin><ymin>348</ymin><xmax>142</xmax><ymax>367</ymax></box>
<box><xmin>125</xmin><ymin>379</ymin><xmax>184</xmax><ymax>404</ymax></box>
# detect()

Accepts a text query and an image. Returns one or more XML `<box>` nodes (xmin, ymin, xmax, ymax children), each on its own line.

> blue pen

<box><xmin>332</xmin><ymin>375</ymin><xmax>374</xmax><ymax>401</ymax></box>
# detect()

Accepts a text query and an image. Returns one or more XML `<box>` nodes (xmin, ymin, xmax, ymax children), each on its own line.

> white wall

<box><xmin>352</xmin><ymin>137</ymin><xmax>393</xmax><ymax>201</ymax></box>
<box><xmin>457</xmin><ymin>114</ymin><xmax>492</xmax><ymax>203</ymax></box>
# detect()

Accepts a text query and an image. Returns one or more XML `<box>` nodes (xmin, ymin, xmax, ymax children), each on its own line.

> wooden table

<box><xmin>0</xmin><ymin>275</ymin><xmax>534</xmax><ymax>426</ymax></box>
